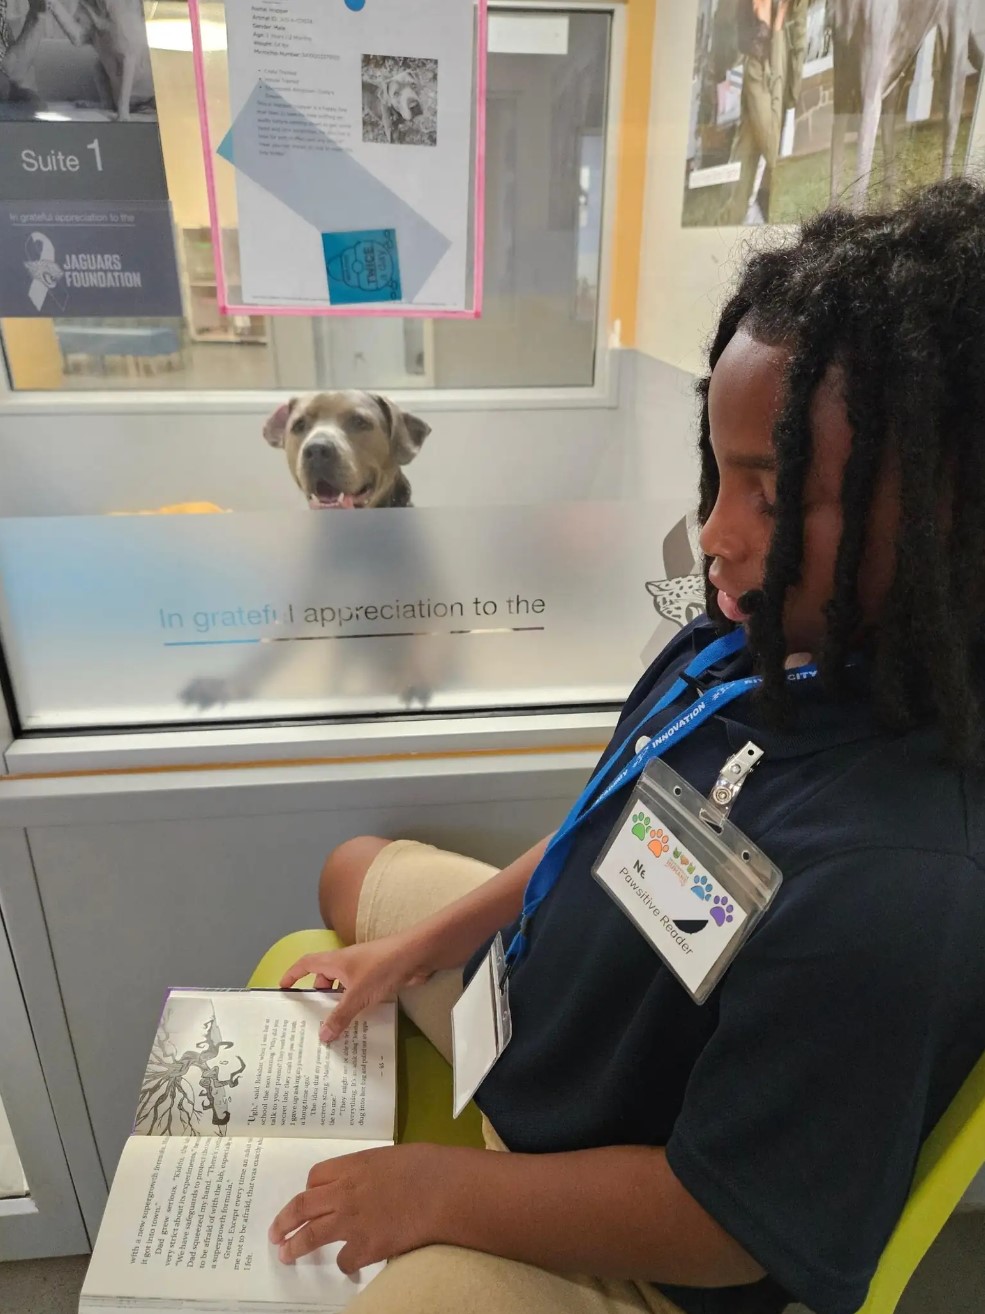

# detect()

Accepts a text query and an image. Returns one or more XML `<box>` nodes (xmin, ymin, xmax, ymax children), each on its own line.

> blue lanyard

<box><xmin>503</xmin><ymin>631</ymin><xmax>819</xmax><ymax>970</ymax></box>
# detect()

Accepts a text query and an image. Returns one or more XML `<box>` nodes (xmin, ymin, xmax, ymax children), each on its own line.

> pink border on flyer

<box><xmin>188</xmin><ymin>0</ymin><xmax>487</xmax><ymax>320</ymax></box>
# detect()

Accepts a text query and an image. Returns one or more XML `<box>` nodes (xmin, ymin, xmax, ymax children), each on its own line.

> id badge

<box><xmin>592</xmin><ymin>757</ymin><xmax>782</xmax><ymax>1004</ymax></box>
<box><xmin>450</xmin><ymin>932</ymin><xmax>512</xmax><ymax>1117</ymax></box>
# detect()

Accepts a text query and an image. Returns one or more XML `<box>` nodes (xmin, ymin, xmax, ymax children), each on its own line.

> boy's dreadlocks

<box><xmin>698</xmin><ymin>178</ymin><xmax>985</xmax><ymax>763</ymax></box>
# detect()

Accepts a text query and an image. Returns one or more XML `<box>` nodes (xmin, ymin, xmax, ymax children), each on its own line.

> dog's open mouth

<box><xmin>309</xmin><ymin>480</ymin><xmax>373</xmax><ymax>510</ymax></box>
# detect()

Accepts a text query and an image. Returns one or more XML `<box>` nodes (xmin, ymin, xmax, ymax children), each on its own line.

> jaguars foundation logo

<box><xmin>24</xmin><ymin>231</ymin><xmax>67</xmax><ymax>312</ymax></box>
<box><xmin>646</xmin><ymin>518</ymin><xmax>705</xmax><ymax>631</ymax></box>
<box><xmin>645</xmin><ymin>575</ymin><xmax>706</xmax><ymax>629</ymax></box>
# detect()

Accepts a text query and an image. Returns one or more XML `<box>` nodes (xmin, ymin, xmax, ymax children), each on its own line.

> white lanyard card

<box><xmin>450</xmin><ymin>932</ymin><xmax>512</xmax><ymax>1117</ymax></box>
<box><xmin>592</xmin><ymin>757</ymin><xmax>782</xmax><ymax>1004</ymax></box>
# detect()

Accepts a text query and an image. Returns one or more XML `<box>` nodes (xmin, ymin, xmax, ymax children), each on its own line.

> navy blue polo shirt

<box><xmin>467</xmin><ymin>618</ymin><xmax>985</xmax><ymax>1314</ymax></box>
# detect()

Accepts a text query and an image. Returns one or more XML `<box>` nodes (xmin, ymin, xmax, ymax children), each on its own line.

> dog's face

<box><xmin>384</xmin><ymin>71</ymin><xmax>423</xmax><ymax>122</ymax></box>
<box><xmin>263</xmin><ymin>390</ymin><xmax>430</xmax><ymax>509</ymax></box>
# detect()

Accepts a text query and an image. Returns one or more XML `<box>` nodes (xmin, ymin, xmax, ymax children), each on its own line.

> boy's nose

<box><xmin>699</xmin><ymin>504</ymin><xmax>745</xmax><ymax>565</ymax></box>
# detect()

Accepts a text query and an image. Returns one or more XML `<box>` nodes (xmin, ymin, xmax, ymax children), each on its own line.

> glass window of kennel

<box><xmin>0</xmin><ymin>0</ymin><xmax>620</xmax><ymax>397</ymax></box>
<box><xmin>0</xmin><ymin>1</ymin><xmax>677</xmax><ymax>763</ymax></box>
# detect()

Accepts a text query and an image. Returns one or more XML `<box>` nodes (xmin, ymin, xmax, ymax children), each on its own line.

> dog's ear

<box><xmin>372</xmin><ymin>394</ymin><xmax>430</xmax><ymax>466</ymax></box>
<box><xmin>263</xmin><ymin>398</ymin><xmax>297</xmax><ymax>448</ymax></box>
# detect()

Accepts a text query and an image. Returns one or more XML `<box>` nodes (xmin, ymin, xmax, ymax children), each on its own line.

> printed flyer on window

<box><xmin>208</xmin><ymin>0</ymin><xmax>484</xmax><ymax>315</ymax></box>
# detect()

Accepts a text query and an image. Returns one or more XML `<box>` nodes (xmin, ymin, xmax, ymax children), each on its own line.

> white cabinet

<box><xmin>0</xmin><ymin>832</ymin><xmax>102</xmax><ymax>1259</ymax></box>
<box><xmin>0</xmin><ymin>1092</ymin><xmax>27</xmax><ymax>1199</ymax></box>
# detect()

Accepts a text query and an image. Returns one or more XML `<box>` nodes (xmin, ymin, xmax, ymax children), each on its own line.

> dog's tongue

<box><xmin>311</xmin><ymin>483</ymin><xmax>356</xmax><ymax>510</ymax></box>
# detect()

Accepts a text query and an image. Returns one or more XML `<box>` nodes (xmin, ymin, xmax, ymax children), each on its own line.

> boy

<box><xmin>273</xmin><ymin>180</ymin><xmax>985</xmax><ymax>1314</ymax></box>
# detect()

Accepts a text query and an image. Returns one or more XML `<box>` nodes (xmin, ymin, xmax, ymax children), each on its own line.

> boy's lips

<box><xmin>714</xmin><ymin>587</ymin><xmax>751</xmax><ymax>623</ymax></box>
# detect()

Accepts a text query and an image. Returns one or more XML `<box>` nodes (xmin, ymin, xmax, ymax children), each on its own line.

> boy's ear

<box><xmin>263</xmin><ymin>398</ymin><xmax>297</xmax><ymax>448</ymax></box>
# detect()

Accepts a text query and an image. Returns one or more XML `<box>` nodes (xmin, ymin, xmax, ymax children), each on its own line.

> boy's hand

<box><xmin>269</xmin><ymin>1144</ymin><xmax>454</xmax><ymax>1271</ymax></box>
<box><xmin>280</xmin><ymin>934</ymin><xmax>433</xmax><ymax>1042</ymax></box>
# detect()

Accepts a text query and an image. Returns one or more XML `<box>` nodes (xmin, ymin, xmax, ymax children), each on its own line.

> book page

<box><xmin>81</xmin><ymin>1134</ymin><xmax>389</xmax><ymax>1311</ymax></box>
<box><xmin>134</xmin><ymin>990</ymin><xmax>395</xmax><ymax>1142</ymax></box>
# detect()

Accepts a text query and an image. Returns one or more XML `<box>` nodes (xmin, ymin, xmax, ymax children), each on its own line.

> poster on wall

<box><xmin>190</xmin><ymin>0</ymin><xmax>487</xmax><ymax>317</ymax></box>
<box><xmin>0</xmin><ymin>0</ymin><xmax>181</xmax><ymax>316</ymax></box>
<box><xmin>682</xmin><ymin>0</ymin><xmax>985</xmax><ymax>228</ymax></box>
<box><xmin>0</xmin><ymin>200</ymin><xmax>183</xmax><ymax>316</ymax></box>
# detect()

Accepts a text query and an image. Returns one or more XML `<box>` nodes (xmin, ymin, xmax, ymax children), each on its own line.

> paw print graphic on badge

<box><xmin>710</xmin><ymin>895</ymin><xmax>735</xmax><ymax>926</ymax></box>
<box><xmin>691</xmin><ymin>873</ymin><xmax>713</xmax><ymax>902</ymax></box>
<box><xmin>647</xmin><ymin>828</ymin><xmax>669</xmax><ymax>858</ymax></box>
<box><xmin>631</xmin><ymin>812</ymin><xmax>651</xmax><ymax>841</ymax></box>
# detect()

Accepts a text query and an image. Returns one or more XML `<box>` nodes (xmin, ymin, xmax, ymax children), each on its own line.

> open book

<box><xmin>80</xmin><ymin>988</ymin><xmax>397</xmax><ymax>1313</ymax></box>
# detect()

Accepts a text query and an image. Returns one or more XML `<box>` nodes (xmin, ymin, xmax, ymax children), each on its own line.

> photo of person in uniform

<box><xmin>683</xmin><ymin>0</ymin><xmax>985</xmax><ymax>227</ymax></box>
<box><xmin>722</xmin><ymin>0</ymin><xmax>808</xmax><ymax>223</ymax></box>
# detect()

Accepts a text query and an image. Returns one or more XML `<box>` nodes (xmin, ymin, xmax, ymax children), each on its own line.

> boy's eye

<box><xmin>757</xmin><ymin>492</ymin><xmax>777</xmax><ymax>518</ymax></box>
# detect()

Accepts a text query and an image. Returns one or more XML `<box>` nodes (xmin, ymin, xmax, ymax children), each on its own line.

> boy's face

<box><xmin>700</xmin><ymin>327</ymin><xmax>899</xmax><ymax>654</ymax></box>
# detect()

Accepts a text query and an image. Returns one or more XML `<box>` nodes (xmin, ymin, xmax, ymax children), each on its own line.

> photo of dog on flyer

<box><xmin>361</xmin><ymin>52</ymin><xmax>438</xmax><ymax>146</ymax></box>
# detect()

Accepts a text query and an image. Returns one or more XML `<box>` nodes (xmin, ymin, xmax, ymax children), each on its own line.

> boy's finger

<box><xmin>278</xmin><ymin>955</ymin><xmax>314</xmax><ymax>988</ymax></box>
<box><xmin>279</xmin><ymin>954</ymin><xmax>334</xmax><ymax>989</ymax></box>
<box><xmin>320</xmin><ymin>1000</ymin><xmax>357</xmax><ymax>1043</ymax></box>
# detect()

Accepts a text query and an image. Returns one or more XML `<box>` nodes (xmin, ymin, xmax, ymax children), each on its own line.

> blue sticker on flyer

<box><xmin>322</xmin><ymin>228</ymin><xmax>402</xmax><ymax>304</ymax></box>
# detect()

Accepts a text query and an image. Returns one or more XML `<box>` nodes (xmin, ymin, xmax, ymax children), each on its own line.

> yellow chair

<box><xmin>249</xmin><ymin>929</ymin><xmax>484</xmax><ymax>1149</ymax></box>
<box><xmin>857</xmin><ymin>1046</ymin><xmax>985</xmax><ymax>1313</ymax></box>
<box><xmin>251</xmin><ymin>932</ymin><xmax>985</xmax><ymax>1313</ymax></box>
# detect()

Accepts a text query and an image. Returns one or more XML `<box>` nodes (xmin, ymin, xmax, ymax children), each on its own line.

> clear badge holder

<box><xmin>450</xmin><ymin>932</ymin><xmax>512</xmax><ymax>1117</ymax></box>
<box><xmin>592</xmin><ymin>756</ymin><xmax>782</xmax><ymax>1004</ymax></box>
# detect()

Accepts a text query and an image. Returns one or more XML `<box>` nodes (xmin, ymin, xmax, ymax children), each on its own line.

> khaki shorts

<box><xmin>349</xmin><ymin>839</ymin><xmax>684</xmax><ymax>1314</ymax></box>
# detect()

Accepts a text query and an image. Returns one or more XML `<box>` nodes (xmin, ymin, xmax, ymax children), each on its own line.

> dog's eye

<box><xmin>291</xmin><ymin>415</ymin><xmax>308</xmax><ymax>436</ymax></box>
<box><xmin>349</xmin><ymin>414</ymin><xmax>373</xmax><ymax>431</ymax></box>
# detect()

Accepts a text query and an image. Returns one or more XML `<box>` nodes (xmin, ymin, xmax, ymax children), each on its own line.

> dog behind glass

<box><xmin>264</xmin><ymin>391</ymin><xmax>430</xmax><ymax>509</ymax></box>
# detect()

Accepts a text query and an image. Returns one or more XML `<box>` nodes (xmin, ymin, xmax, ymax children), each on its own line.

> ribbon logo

<box><xmin>24</xmin><ymin>231</ymin><xmax>67</xmax><ymax>312</ymax></box>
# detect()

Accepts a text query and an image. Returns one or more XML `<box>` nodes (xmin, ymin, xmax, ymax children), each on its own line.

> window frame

<box><xmin>0</xmin><ymin>0</ymin><xmax>632</xmax><ymax>773</ymax></box>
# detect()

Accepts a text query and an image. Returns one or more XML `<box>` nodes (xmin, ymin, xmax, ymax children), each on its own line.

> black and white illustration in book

<box><xmin>135</xmin><ymin>998</ymin><xmax>248</xmax><ymax>1138</ymax></box>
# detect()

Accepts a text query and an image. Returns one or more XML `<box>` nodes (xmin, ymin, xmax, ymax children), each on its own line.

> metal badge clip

<box><xmin>709</xmin><ymin>741</ymin><xmax>763</xmax><ymax>819</ymax></box>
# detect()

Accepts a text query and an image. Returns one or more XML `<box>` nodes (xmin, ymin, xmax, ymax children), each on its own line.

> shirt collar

<box><xmin>688</xmin><ymin>622</ymin><xmax>885</xmax><ymax>761</ymax></box>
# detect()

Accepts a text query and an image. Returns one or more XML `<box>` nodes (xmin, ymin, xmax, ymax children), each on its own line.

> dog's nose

<box><xmin>302</xmin><ymin>438</ymin><xmax>340</xmax><ymax>466</ymax></box>
<box><xmin>301</xmin><ymin>434</ymin><xmax>354</xmax><ymax>482</ymax></box>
